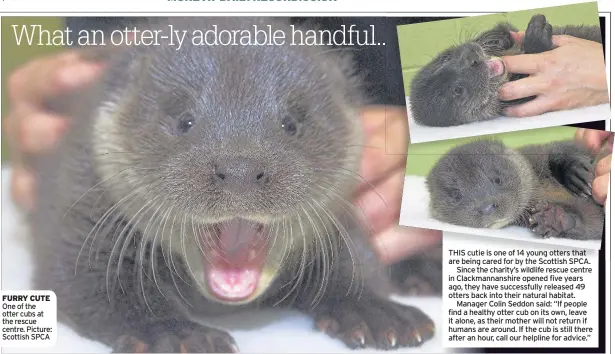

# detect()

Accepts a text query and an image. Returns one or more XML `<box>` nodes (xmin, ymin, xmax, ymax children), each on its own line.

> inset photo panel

<box><xmin>400</xmin><ymin>125</ymin><xmax>611</xmax><ymax>250</ymax></box>
<box><xmin>397</xmin><ymin>2</ymin><xmax>609</xmax><ymax>144</ymax></box>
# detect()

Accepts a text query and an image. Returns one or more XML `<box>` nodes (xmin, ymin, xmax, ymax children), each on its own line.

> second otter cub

<box><xmin>426</xmin><ymin>138</ymin><xmax>606</xmax><ymax>240</ymax></box>
<box><xmin>410</xmin><ymin>14</ymin><xmax>602</xmax><ymax>127</ymax></box>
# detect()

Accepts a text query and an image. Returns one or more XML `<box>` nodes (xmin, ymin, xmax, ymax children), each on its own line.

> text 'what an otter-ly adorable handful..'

<box><xmin>11</xmin><ymin>23</ymin><xmax>382</xmax><ymax>50</ymax></box>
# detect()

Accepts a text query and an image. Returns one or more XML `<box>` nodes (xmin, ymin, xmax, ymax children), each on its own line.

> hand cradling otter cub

<box><xmin>28</xmin><ymin>17</ymin><xmax>441</xmax><ymax>353</ymax></box>
<box><xmin>426</xmin><ymin>138</ymin><xmax>606</xmax><ymax>240</ymax></box>
<box><xmin>409</xmin><ymin>14</ymin><xmax>602</xmax><ymax>127</ymax></box>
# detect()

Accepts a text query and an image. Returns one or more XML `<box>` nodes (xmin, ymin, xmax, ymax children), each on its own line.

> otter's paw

<box><xmin>111</xmin><ymin>320</ymin><xmax>238</xmax><ymax>353</ymax></box>
<box><xmin>560</xmin><ymin>155</ymin><xmax>595</xmax><ymax>198</ymax></box>
<box><xmin>390</xmin><ymin>258</ymin><xmax>443</xmax><ymax>296</ymax></box>
<box><xmin>314</xmin><ymin>298</ymin><xmax>435</xmax><ymax>350</ymax></box>
<box><xmin>524</xmin><ymin>14</ymin><xmax>553</xmax><ymax>54</ymax></box>
<box><xmin>529</xmin><ymin>201</ymin><xmax>576</xmax><ymax>238</ymax></box>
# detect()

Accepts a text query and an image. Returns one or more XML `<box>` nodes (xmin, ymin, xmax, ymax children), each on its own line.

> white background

<box><xmin>443</xmin><ymin>233</ymin><xmax>600</xmax><ymax>347</ymax></box>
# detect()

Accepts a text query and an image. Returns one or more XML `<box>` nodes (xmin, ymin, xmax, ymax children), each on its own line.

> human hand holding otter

<box><xmin>4</xmin><ymin>51</ymin><xmax>441</xmax><ymax>266</ymax></box>
<box><xmin>575</xmin><ymin>128</ymin><xmax>613</xmax><ymax>206</ymax></box>
<box><xmin>4</xmin><ymin>51</ymin><xmax>105</xmax><ymax>210</ymax></box>
<box><xmin>355</xmin><ymin>106</ymin><xmax>442</xmax><ymax>264</ymax></box>
<box><xmin>499</xmin><ymin>32</ymin><xmax>608</xmax><ymax>117</ymax></box>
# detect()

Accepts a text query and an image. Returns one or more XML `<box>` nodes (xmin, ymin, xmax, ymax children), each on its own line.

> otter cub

<box><xmin>29</xmin><ymin>17</ymin><xmax>439</xmax><ymax>353</ymax></box>
<box><xmin>426</xmin><ymin>138</ymin><xmax>606</xmax><ymax>240</ymax></box>
<box><xmin>410</xmin><ymin>14</ymin><xmax>602</xmax><ymax>127</ymax></box>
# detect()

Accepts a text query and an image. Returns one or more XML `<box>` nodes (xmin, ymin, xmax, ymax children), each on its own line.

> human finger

<box><xmin>500</xmin><ymin>52</ymin><xmax>545</xmax><ymax>75</ymax></box>
<box><xmin>8</xmin><ymin>52</ymin><xmax>103</xmax><ymax>104</ymax></box>
<box><xmin>551</xmin><ymin>34</ymin><xmax>583</xmax><ymax>47</ymax></box>
<box><xmin>591</xmin><ymin>173</ymin><xmax>609</xmax><ymax>206</ymax></box>
<box><xmin>499</xmin><ymin>75</ymin><xmax>550</xmax><ymax>101</ymax></box>
<box><xmin>503</xmin><ymin>95</ymin><xmax>555</xmax><ymax>117</ymax></box>
<box><xmin>358</xmin><ymin>108</ymin><xmax>408</xmax><ymax>190</ymax></box>
<box><xmin>596</xmin><ymin>154</ymin><xmax>612</xmax><ymax>178</ymax></box>
<box><xmin>582</xmin><ymin>130</ymin><xmax>613</xmax><ymax>153</ymax></box>
<box><xmin>10</xmin><ymin>164</ymin><xmax>36</xmax><ymax>211</ymax></box>
<box><xmin>354</xmin><ymin>168</ymin><xmax>405</xmax><ymax>237</ymax></box>
<box><xmin>17</xmin><ymin>109</ymin><xmax>69</xmax><ymax>154</ymax></box>
<box><xmin>574</xmin><ymin>128</ymin><xmax>586</xmax><ymax>142</ymax></box>
<box><xmin>372</xmin><ymin>225</ymin><xmax>443</xmax><ymax>265</ymax></box>
<box><xmin>361</xmin><ymin>105</ymin><xmax>389</xmax><ymax>137</ymax></box>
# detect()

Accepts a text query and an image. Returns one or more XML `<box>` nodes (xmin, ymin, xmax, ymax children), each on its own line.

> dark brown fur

<box><xmin>28</xmin><ymin>17</ymin><xmax>441</xmax><ymax>353</ymax></box>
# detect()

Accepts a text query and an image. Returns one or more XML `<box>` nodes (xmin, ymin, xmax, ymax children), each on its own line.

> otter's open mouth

<box><xmin>487</xmin><ymin>57</ymin><xmax>506</xmax><ymax>78</ymax></box>
<box><xmin>202</xmin><ymin>218</ymin><xmax>269</xmax><ymax>302</ymax></box>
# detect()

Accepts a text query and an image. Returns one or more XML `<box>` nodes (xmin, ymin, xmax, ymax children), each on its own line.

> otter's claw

<box><xmin>111</xmin><ymin>320</ymin><xmax>238</xmax><ymax>353</ymax></box>
<box><xmin>528</xmin><ymin>201</ymin><xmax>576</xmax><ymax>238</ymax></box>
<box><xmin>312</xmin><ymin>297</ymin><xmax>435</xmax><ymax>350</ymax></box>
<box><xmin>561</xmin><ymin>155</ymin><xmax>595</xmax><ymax>198</ymax></box>
<box><xmin>113</xmin><ymin>335</ymin><xmax>149</xmax><ymax>353</ymax></box>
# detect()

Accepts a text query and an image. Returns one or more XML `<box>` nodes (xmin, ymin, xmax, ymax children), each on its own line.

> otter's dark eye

<box><xmin>453</xmin><ymin>86</ymin><xmax>463</xmax><ymax>96</ymax></box>
<box><xmin>177</xmin><ymin>114</ymin><xmax>195</xmax><ymax>134</ymax></box>
<box><xmin>493</xmin><ymin>177</ymin><xmax>502</xmax><ymax>185</ymax></box>
<box><xmin>488</xmin><ymin>39</ymin><xmax>502</xmax><ymax>47</ymax></box>
<box><xmin>281</xmin><ymin>116</ymin><xmax>299</xmax><ymax>136</ymax></box>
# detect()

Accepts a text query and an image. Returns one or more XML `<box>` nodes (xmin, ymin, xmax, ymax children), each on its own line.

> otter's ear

<box><xmin>318</xmin><ymin>48</ymin><xmax>366</xmax><ymax>108</ymax></box>
<box><xmin>492</xmin><ymin>22</ymin><xmax>519</xmax><ymax>34</ymax></box>
<box><xmin>474</xmin><ymin>23</ymin><xmax>518</xmax><ymax>55</ymax></box>
<box><xmin>101</xmin><ymin>45</ymin><xmax>152</xmax><ymax>95</ymax></box>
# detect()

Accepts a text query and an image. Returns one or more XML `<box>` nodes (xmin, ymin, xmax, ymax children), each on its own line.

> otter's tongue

<box><xmin>487</xmin><ymin>57</ymin><xmax>506</xmax><ymax>77</ymax></box>
<box><xmin>206</xmin><ymin>219</ymin><xmax>268</xmax><ymax>302</ymax></box>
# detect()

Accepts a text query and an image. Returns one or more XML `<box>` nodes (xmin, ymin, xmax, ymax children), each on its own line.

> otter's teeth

<box><xmin>249</xmin><ymin>250</ymin><xmax>257</xmax><ymax>260</ymax></box>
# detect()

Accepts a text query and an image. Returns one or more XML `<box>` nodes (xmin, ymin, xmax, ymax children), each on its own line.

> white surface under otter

<box><xmin>406</xmin><ymin>97</ymin><xmax>610</xmax><ymax>144</ymax></box>
<box><xmin>400</xmin><ymin>175</ymin><xmax>602</xmax><ymax>250</ymax></box>
<box><xmin>0</xmin><ymin>167</ymin><xmax>445</xmax><ymax>354</ymax></box>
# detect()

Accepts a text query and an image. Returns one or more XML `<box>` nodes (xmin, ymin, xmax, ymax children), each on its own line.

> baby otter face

<box><xmin>410</xmin><ymin>42</ymin><xmax>508</xmax><ymax>127</ymax></box>
<box><xmin>93</xmin><ymin>19</ymin><xmax>363</xmax><ymax>306</ymax></box>
<box><xmin>426</xmin><ymin>140</ymin><xmax>533</xmax><ymax>229</ymax></box>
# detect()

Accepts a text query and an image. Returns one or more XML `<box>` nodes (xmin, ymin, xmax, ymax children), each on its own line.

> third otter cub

<box><xmin>410</xmin><ymin>14</ymin><xmax>602</xmax><ymax>127</ymax></box>
<box><xmin>426</xmin><ymin>138</ymin><xmax>606</xmax><ymax>240</ymax></box>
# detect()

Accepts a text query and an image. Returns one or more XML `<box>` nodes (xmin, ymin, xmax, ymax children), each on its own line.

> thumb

<box><xmin>371</xmin><ymin>225</ymin><xmax>442</xmax><ymax>265</ymax></box>
<box><xmin>551</xmin><ymin>34</ymin><xmax>581</xmax><ymax>47</ymax></box>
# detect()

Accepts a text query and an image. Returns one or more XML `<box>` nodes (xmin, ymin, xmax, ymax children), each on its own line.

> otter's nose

<box><xmin>214</xmin><ymin>158</ymin><xmax>268</xmax><ymax>191</ymax></box>
<box><xmin>479</xmin><ymin>202</ymin><xmax>497</xmax><ymax>216</ymax></box>
<box><xmin>457</xmin><ymin>45</ymin><xmax>481</xmax><ymax>69</ymax></box>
